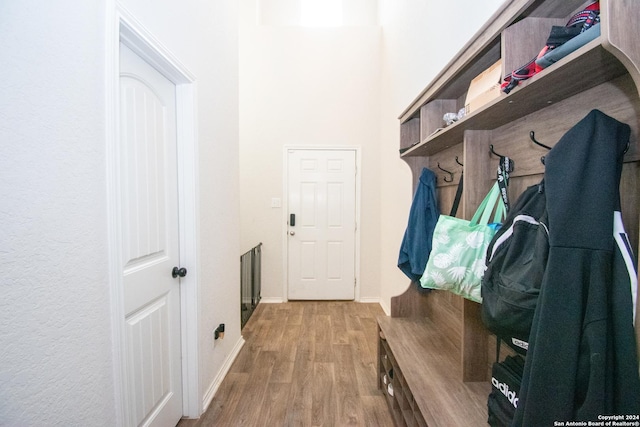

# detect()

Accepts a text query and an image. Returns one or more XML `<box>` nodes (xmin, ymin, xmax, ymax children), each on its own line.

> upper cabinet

<box><xmin>398</xmin><ymin>0</ymin><xmax>640</xmax><ymax>160</ymax></box>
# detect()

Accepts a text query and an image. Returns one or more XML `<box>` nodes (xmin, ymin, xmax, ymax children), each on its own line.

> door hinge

<box><xmin>354</xmin><ymin>278</ymin><xmax>357</xmax><ymax>287</ymax></box>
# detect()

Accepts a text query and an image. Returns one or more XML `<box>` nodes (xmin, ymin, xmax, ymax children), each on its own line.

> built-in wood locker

<box><xmin>377</xmin><ymin>0</ymin><xmax>640</xmax><ymax>425</ymax></box>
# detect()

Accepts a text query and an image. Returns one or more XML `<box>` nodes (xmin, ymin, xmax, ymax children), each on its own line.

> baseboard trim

<box><xmin>259</xmin><ymin>297</ymin><xmax>284</xmax><ymax>304</ymax></box>
<box><xmin>261</xmin><ymin>297</ymin><xmax>383</xmax><ymax>305</ymax></box>
<box><xmin>358</xmin><ymin>297</ymin><xmax>380</xmax><ymax>304</ymax></box>
<box><xmin>379</xmin><ymin>299</ymin><xmax>391</xmax><ymax>316</ymax></box>
<box><xmin>201</xmin><ymin>336</ymin><xmax>245</xmax><ymax>414</ymax></box>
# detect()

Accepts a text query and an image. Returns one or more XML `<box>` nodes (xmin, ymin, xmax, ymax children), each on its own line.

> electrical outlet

<box><xmin>214</xmin><ymin>323</ymin><xmax>225</xmax><ymax>340</ymax></box>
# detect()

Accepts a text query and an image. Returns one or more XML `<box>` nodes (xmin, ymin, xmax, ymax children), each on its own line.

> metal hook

<box><xmin>618</xmin><ymin>140</ymin><xmax>630</xmax><ymax>160</ymax></box>
<box><xmin>437</xmin><ymin>162</ymin><xmax>454</xmax><ymax>182</ymax></box>
<box><xmin>529</xmin><ymin>131</ymin><xmax>552</xmax><ymax>150</ymax></box>
<box><xmin>489</xmin><ymin>145</ymin><xmax>506</xmax><ymax>158</ymax></box>
<box><xmin>455</xmin><ymin>156</ymin><xmax>464</xmax><ymax>167</ymax></box>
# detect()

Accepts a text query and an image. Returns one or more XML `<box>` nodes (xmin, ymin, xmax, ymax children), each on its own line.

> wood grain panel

<box><xmin>501</xmin><ymin>17</ymin><xmax>565</xmax><ymax>79</ymax></box>
<box><xmin>527</xmin><ymin>0</ymin><xmax>589</xmax><ymax>18</ymax></box>
<box><xmin>400</xmin><ymin>117</ymin><xmax>420</xmax><ymax>151</ymax></box>
<box><xmin>424</xmin><ymin>291</ymin><xmax>463</xmax><ymax>354</ymax></box>
<box><xmin>621</xmin><ymin>162</ymin><xmax>639</xmax><ymax>258</ymax></box>
<box><xmin>463</xmin><ymin>130</ymin><xmax>494</xmax><ymax>219</ymax></box>
<box><xmin>390</xmin><ymin>282</ymin><xmax>431</xmax><ymax>318</ymax></box>
<box><xmin>421</xmin><ymin>99</ymin><xmax>458</xmax><ymax>141</ymax></box>
<box><xmin>602</xmin><ymin>0</ymin><xmax>640</xmax><ymax>90</ymax></box>
<box><xmin>487</xmin><ymin>74</ymin><xmax>640</xmax><ymax>180</ymax></box>
<box><xmin>462</xmin><ymin>300</ymin><xmax>488</xmax><ymax>381</ymax></box>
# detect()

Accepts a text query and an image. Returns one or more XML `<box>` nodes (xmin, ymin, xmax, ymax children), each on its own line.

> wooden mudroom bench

<box><xmin>378</xmin><ymin>313</ymin><xmax>490</xmax><ymax>427</ymax></box>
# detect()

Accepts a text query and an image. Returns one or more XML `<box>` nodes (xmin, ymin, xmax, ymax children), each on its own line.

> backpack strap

<box><xmin>449</xmin><ymin>172</ymin><xmax>463</xmax><ymax>217</ymax></box>
<box><xmin>497</xmin><ymin>156</ymin><xmax>513</xmax><ymax>213</ymax></box>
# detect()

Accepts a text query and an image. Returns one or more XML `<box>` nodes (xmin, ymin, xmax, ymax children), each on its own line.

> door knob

<box><xmin>289</xmin><ymin>231</ymin><xmax>295</xmax><ymax>236</ymax></box>
<box><xmin>172</xmin><ymin>266</ymin><xmax>187</xmax><ymax>278</ymax></box>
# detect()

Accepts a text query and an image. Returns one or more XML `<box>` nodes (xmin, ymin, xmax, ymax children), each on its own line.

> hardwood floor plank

<box><xmin>257</xmin><ymin>381</ymin><xmax>291</xmax><ymax>426</ymax></box>
<box><xmin>230</xmin><ymin>350</ymin><xmax>278</xmax><ymax>426</ymax></box>
<box><xmin>284</xmin><ymin>332</ymin><xmax>314</xmax><ymax>426</ymax></box>
<box><xmin>311</xmin><ymin>362</ymin><xmax>336</xmax><ymax>426</ymax></box>
<box><xmin>329</xmin><ymin>303</ymin><xmax>350</xmax><ymax>345</ymax></box>
<box><xmin>178</xmin><ymin>372</ymin><xmax>248</xmax><ymax>427</ymax></box>
<box><xmin>313</xmin><ymin>314</ymin><xmax>334</xmax><ymax>363</ymax></box>
<box><xmin>177</xmin><ymin>301</ymin><xmax>394</xmax><ymax>427</ymax></box>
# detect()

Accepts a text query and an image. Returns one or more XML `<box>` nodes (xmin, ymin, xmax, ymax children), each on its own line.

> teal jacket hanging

<box><xmin>397</xmin><ymin>168</ymin><xmax>439</xmax><ymax>282</ymax></box>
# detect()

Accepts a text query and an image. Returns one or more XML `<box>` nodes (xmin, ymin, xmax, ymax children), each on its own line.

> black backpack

<box><xmin>488</xmin><ymin>354</ymin><xmax>525</xmax><ymax>427</ymax></box>
<box><xmin>481</xmin><ymin>181</ymin><xmax>549</xmax><ymax>354</ymax></box>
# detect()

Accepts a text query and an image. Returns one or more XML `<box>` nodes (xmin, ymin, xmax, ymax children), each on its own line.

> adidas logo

<box><xmin>512</xmin><ymin>338</ymin><xmax>529</xmax><ymax>350</ymax></box>
<box><xmin>491</xmin><ymin>377</ymin><xmax>519</xmax><ymax>408</ymax></box>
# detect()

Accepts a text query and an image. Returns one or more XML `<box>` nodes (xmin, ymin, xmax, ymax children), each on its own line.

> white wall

<box><xmin>0</xmin><ymin>0</ymin><xmax>240</xmax><ymax>424</ymax></box>
<box><xmin>0</xmin><ymin>1</ymin><xmax>115</xmax><ymax>425</ymax></box>
<box><xmin>239</xmin><ymin>0</ymin><xmax>382</xmax><ymax>301</ymax></box>
<box><xmin>377</xmin><ymin>0</ymin><xmax>504</xmax><ymax>312</ymax></box>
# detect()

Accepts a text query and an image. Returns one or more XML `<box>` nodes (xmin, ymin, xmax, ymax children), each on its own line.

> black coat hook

<box><xmin>529</xmin><ymin>131</ymin><xmax>552</xmax><ymax>150</ymax></box>
<box><xmin>489</xmin><ymin>145</ymin><xmax>506</xmax><ymax>158</ymax></box>
<box><xmin>455</xmin><ymin>156</ymin><xmax>464</xmax><ymax>167</ymax></box>
<box><xmin>437</xmin><ymin>162</ymin><xmax>454</xmax><ymax>182</ymax></box>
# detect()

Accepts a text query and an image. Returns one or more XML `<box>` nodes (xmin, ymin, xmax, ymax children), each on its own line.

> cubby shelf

<box><xmin>401</xmin><ymin>40</ymin><xmax>627</xmax><ymax>157</ymax></box>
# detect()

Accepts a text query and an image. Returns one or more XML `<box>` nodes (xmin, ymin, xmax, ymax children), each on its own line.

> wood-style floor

<box><xmin>178</xmin><ymin>301</ymin><xmax>394</xmax><ymax>426</ymax></box>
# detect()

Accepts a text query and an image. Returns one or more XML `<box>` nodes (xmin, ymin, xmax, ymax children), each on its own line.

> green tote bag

<box><xmin>420</xmin><ymin>182</ymin><xmax>506</xmax><ymax>303</ymax></box>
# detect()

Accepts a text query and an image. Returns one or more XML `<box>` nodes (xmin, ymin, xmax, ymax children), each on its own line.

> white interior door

<box><xmin>287</xmin><ymin>149</ymin><xmax>356</xmax><ymax>300</ymax></box>
<box><xmin>119</xmin><ymin>42</ymin><xmax>183</xmax><ymax>427</ymax></box>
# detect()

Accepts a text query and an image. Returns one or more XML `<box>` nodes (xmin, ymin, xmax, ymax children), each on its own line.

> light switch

<box><xmin>271</xmin><ymin>198</ymin><xmax>281</xmax><ymax>208</ymax></box>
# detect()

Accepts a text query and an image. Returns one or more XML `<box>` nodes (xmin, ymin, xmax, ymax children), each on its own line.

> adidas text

<box><xmin>512</xmin><ymin>338</ymin><xmax>529</xmax><ymax>350</ymax></box>
<box><xmin>491</xmin><ymin>377</ymin><xmax>519</xmax><ymax>408</ymax></box>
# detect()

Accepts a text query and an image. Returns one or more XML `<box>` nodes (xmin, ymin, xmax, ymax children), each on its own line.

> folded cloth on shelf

<box><xmin>535</xmin><ymin>23</ymin><xmax>600</xmax><ymax>69</ymax></box>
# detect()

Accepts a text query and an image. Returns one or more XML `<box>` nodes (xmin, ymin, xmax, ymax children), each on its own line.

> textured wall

<box><xmin>1</xmin><ymin>0</ymin><xmax>241</xmax><ymax>424</ymax></box>
<box><xmin>0</xmin><ymin>1</ymin><xmax>115</xmax><ymax>425</ymax></box>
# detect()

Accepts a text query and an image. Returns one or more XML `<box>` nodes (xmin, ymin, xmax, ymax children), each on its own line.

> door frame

<box><xmin>282</xmin><ymin>146</ymin><xmax>362</xmax><ymax>302</ymax></box>
<box><xmin>106</xmin><ymin>6</ymin><xmax>201</xmax><ymax>423</ymax></box>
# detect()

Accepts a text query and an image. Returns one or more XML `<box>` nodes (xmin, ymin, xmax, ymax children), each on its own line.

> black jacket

<box><xmin>514</xmin><ymin>110</ymin><xmax>640</xmax><ymax>425</ymax></box>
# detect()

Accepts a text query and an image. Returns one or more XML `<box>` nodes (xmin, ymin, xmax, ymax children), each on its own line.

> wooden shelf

<box><xmin>401</xmin><ymin>39</ymin><xmax>628</xmax><ymax>157</ymax></box>
<box><xmin>378</xmin><ymin>316</ymin><xmax>490</xmax><ymax>427</ymax></box>
<box><xmin>398</xmin><ymin>0</ymin><xmax>590</xmax><ymax>124</ymax></box>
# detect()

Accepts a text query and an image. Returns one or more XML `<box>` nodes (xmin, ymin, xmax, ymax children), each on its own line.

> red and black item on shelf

<box><xmin>501</xmin><ymin>1</ymin><xmax>600</xmax><ymax>94</ymax></box>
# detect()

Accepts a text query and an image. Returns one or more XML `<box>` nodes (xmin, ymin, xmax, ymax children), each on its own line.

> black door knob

<box><xmin>172</xmin><ymin>266</ymin><xmax>187</xmax><ymax>278</ymax></box>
